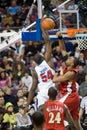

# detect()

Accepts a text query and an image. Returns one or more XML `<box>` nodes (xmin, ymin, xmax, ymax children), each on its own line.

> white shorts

<box><xmin>37</xmin><ymin>89</ymin><xmax>49</xmax><ymax>107</ymax></box>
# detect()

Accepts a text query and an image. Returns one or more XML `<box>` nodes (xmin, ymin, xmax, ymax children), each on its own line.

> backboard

<box><xmin>59</xmin><ymin>10</ymin><xmax>79</xmax><ymax>32</ymax></box>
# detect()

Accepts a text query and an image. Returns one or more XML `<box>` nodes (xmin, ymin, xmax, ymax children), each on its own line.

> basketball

<box><xmin>41</xmin><ymin>18</ymin><xmax>55</xmax><ymax>30</ymax></box>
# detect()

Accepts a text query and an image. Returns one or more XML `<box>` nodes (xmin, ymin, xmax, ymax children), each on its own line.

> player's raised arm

<box><xmin>40</xmin><ymin>19</ymin><xmax>51</xmax><ymax>61</ymax></box>
<box><xmin>40</xmin><ymin>19</ymin><xmax>54</xmax><ymax>69</ymax></box>
<box><xmin>56</xmin><ymin>32</ymin><xmax>67</xmax><ymax>57</ymax></box>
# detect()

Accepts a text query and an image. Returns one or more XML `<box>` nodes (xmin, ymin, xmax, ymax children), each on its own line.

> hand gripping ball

<box><xmin>41</xmin><ymin>18</ymin><xmax>55</xmax><ymax>30</ymax></box>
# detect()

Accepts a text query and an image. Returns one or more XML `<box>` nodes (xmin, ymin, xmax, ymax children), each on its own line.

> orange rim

<box><xmin>67</xmin><ymin>28</ymin><xmax>87</xmax><ymax>38</ymax></box>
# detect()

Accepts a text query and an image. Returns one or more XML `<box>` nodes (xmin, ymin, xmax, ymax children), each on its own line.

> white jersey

<box><xmin>35</xmin><ymin>60</ymin><xmax>55</xmax><ymax>107</ymax></box>
<box><xmin>35</xmin><ymin>60</ymin><xmax>55</xmax><ymax>90</ymax></box>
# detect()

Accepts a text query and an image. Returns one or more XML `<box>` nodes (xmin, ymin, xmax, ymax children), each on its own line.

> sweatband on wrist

<box><xmin>58</xmin><ymin>36</ymin><xmax>63</xmax><ymax>40</ymax></box>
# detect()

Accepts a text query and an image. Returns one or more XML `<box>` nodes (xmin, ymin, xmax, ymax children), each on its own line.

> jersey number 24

<box><xmin>48</xmin><ymin>112</ymin><xmax>61</xmax><ymax>124</ymax></box>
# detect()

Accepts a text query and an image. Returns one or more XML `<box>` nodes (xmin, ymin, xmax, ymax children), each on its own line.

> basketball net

<box><xmin>67</xmin><ymin>28</ymin><xmax>87</xmax><ymax>51</ymax></box>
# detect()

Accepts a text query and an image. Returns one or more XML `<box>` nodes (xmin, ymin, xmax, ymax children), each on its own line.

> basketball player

<box><xmin>44</xmin><ymin>87</ymin><xmax>77</xmax><ymax>130</ymax></box>
<box><xmin>28</xmin><ymin>20</ymin><xmax>55</xmax><ymax>110</ymax></box>
<box><xmin>52</xmin><ymin>32</ymin><xmax>83</xmax><ymax>130</ymax></box>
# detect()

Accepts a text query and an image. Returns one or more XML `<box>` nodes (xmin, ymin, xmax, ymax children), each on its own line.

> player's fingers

<box><xmin>56</xmin><ymin>32</ymin><xmax>62</xmax><ymax>37</ymax></box>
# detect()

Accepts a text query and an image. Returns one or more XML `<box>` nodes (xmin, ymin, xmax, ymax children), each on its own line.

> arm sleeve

<box><xmin>3</xmin><ymin>114</ymin><xmax>9</xmax><ymax>122</ymax></box>
<box><xmin>27</xmin><ymin>115</ymin><xmax>32</xmax><ymax>125</ymax></box>
<box><xmin>15</xmin><ymin>115</ymin><xmax>22</xmax><ymax>127</ymax></box>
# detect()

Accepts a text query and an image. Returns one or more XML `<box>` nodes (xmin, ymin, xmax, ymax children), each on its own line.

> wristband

<box><xmin>58</xmin><ymin>36</ymin><xmax>63</xmax><ymax>40</ymax></box>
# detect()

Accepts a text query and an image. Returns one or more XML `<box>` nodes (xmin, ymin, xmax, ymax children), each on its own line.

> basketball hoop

<box><xmin>67</xmin><ymin>28</ymin><xmax>87</xmax><ymax>51</ymax></box>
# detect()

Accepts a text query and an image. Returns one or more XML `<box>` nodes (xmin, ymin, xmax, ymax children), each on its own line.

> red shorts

<box><xmin>64</xmin><ymin>92</ymin><xmax>80</xmax><ymax>120</ymax></box>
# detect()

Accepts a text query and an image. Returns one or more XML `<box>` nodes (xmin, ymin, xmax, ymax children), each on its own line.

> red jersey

<box><xmin>57</xmin><ymin>67</ymin><xmax>80</xmax><ymax>120</ymax></box>
<box><xmin>44</xmin><ymin>100</ymin><xmax>65</xmax><ymax>130</ymax></box>
<box><xmin>58</xmin><ymin>67</ymin><xmax>78</xmax><ymax>96</ymax></box>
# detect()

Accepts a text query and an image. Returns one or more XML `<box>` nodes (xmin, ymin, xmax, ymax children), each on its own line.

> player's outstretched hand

<box><xmin>40</xmin><ymin>18</ymin><xmax>50</xmax><ymax>43</ymax></box>
<box><xmin>56</xmin><ymin>32</ymin><xmax>62</xmax><ymax>37</ymax></box>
